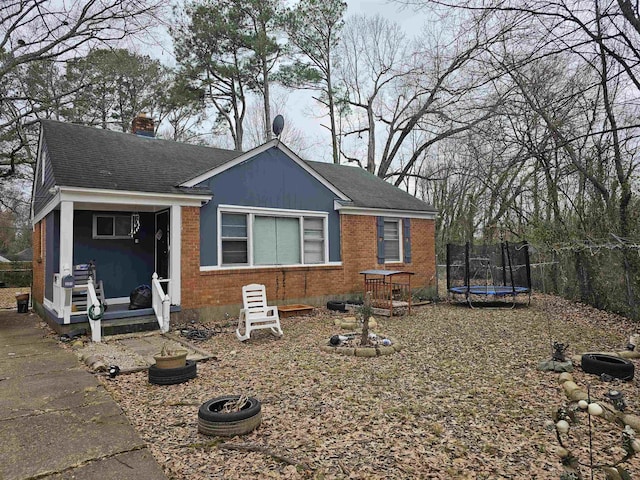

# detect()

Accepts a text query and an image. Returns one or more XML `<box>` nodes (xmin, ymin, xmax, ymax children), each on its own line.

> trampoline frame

<box><xmin>446</xmin><ymin>241</ymin><xmax>532</xmax><ymax>308</ymax></box>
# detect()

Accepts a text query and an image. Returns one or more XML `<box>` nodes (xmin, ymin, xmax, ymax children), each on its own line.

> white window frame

<box><xmin>217</xmin><ymin>205</ymin><xmax>329</xmax><ymax>268</ymax></box>
<box><xmin>383</xmin><ymin>218</ymin><xmax>403</xmax><ymax>263</ymax></box>
<box><xmin>302</xmin><ymin>216</ymin><xmax>325</xmax><ymax>264</ymax></box>
<box><xmin>220</xmin><ymin>212</ymin><xmax>249</xmax><ymax>266</ymax></box>
<box><xmin>92</xmin><ymin>214</ymin><xmax>132</xmax><ymax>239</ymax></box>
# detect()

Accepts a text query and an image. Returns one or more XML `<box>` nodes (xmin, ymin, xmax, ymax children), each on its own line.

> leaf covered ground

<box><xmin>97</xmin><ymin>294</ymin><xmax>640</xmax><ymax>479</ymax></box>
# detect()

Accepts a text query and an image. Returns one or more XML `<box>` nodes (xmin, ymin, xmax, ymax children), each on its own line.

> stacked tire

<box><xmin>198</xmin><ymin>396</ymin><xmax>262</xmax><ymax>437</ymax></box>
<box><xmin>148</xmin><ymin>360</ymin><xmax>197</xmax><ymax>385</ymax></box>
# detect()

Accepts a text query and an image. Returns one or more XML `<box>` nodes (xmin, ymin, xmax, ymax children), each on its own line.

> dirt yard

<box><xmin>89</xmin><ymin>294</ymin><xmax>640</xmax><ymax>479</ymax></box>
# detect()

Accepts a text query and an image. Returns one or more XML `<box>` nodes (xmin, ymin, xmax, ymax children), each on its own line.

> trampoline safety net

<box><xmin>446</xmin><ymin>241</ymin><xmax>532</xmax><ymax>299</ymax></box>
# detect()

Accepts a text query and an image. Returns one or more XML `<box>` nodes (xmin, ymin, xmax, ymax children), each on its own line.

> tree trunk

<box><xmin>366</xmin><ymin>103</ymin><xmax>375</xmax><ymax>173</ymax></box>
<box><xmin>360</xmin><ymin>292</ymin><xmax>372</xmax><ymax>346</ymax></box>
<box><xmin>326</xmin><ymin>59</ymin><xmax>340</xmax><ymax>164</ymax></box>
<box><xmin>261</xmin><ymin>46</ymin><xmax>271</xmax><ymax>142</ymax></box>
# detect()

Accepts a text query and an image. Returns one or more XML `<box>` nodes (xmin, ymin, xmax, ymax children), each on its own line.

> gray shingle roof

<box><xmin>305</xmin><ymin>160</ymin><xmax>436</xmax><ymax>212</ymax></box>
<box><xmin>40</xmin><ymin>120</ymin><xmax>435</xmax><ymax>212</ymax></box>
<box><xmin>41</xmin><ymin>120</ymin><xmax>240</xmax><ymax>195</ymax></box>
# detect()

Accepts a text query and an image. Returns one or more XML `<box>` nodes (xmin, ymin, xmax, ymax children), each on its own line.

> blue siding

<box><xmin>33</xmin><ymin>143</ymin><xmax>56</xmax><ymax>216</ymax></box>
<box><xmin>198</xmin><ymin>147</ymin><xmax>341</xmax><ymax>266</ymax></box>
<box><xmin>72</xmin><ymin>211</ymin><xmax>155</xmax><ymax>298</ymax></box>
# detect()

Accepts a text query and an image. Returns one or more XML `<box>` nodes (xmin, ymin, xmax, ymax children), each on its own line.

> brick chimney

<box><xmin>131</xmin><ymin>113</ymin><xmax>155</xmax><ymax>137</ymax></box>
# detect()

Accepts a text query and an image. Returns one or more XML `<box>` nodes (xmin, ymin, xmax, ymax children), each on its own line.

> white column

<box><xmin>169</xmin><ymin>205</ymin><xmax>181</xmax><ymax>305</ymax></box>
<box><xmin>59</xmin><ymin>201</ymin><xmax>74</xmax><ymax>324</ymax></box>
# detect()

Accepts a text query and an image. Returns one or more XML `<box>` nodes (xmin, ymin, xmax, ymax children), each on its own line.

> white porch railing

<box><xmin>86</xmin><ymin>277</ymin><xmax>103</xmax><ymax>342</ymax></box>
<box><xmin>152</xmin><ymin>273</ymin><xmax>171</xmax><ymax>333</ymax></box>
<box><xmin>53</xmin><ymin>271</ymin><xmax>170</xmax><ymax>343</ymax></box>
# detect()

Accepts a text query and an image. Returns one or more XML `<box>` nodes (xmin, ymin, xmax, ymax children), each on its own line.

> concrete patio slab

<box><xmin>0</xmin><ymin>369</ymin><xmax>109</xmax><ymax>420</ymax></box>
<box><xmin>0</xmin><ymin>310</ymin><xmax>167</xmax><ymax>480</ymax></box>
<box><xmin>0</xmin><ymin>346</ymin><xmax>81</xmax><ymax>377</ymax></box>
<box><xmin>0</xmin><ymin>401</ymin><xmax>145</xmax><ymax>479</ymax></box>
<box><xmin>39</xmin><ymin>450</ymin><xmax>167</xmax><ymax>480</ymax></box>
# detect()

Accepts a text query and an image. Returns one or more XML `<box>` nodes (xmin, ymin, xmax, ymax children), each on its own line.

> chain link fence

<box><xmin>529</xmin><ymin>247</ymin><xmax>640</xmax><ymax>320</ymax></box>
<box><xmin>0</xmin><ymin>262</ymin><xmax>32</xmax><ymax>309</ymax></box>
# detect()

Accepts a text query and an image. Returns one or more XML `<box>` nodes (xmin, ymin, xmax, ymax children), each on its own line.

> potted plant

<box><xmin>153</xmin><ymin>342</ymin><xmax>188</xmax><ymax>369</ymax></box>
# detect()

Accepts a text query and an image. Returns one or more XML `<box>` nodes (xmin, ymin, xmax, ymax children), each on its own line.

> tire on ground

<box><xmin>327</xmin><ymin>301</ymin><xmax>346</xmax><ymax>312</ymax></box>
<box><xmin>198</xmin><ymin>396</ymin><xmax>262</xmax><ymax>437</ymax></box>
<box><xmin>149</xmin><ymin>360</ymin><xmax>197</xmax><ymax>385</ymax></box>
<box><xmin>581</xmin><ymin>353</ymin><xmax>635</xmax><ymax>380</ymax></box>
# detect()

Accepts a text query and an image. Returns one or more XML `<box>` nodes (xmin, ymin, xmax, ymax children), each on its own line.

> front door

<box><xmin>155</xmin><ymin>210</ymin><xmax>169</xmax><ymax>281</ymax></box>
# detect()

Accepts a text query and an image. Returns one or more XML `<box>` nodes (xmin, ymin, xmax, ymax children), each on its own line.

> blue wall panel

<box><xmin>198</xmin><ymin>148</ymin><xmax>341</xmax><ymax>266</ymax></box>
<box><xmin>72</xmin><ymin>211</ymin><xmax>156</xmax><ymax>298</ymax></box>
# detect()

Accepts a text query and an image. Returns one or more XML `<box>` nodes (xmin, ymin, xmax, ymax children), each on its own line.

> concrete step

<box><xmin>101</xmin><ymin>315</ymin><xmax>160</xmax><ymax>336</ymax></box>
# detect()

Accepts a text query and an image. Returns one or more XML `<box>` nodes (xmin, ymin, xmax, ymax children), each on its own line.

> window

<box><xmin>93</xmin><ymin>214</ymin><xmax>132</xmax><ymax>239</ymax></box>
<box><xmin>221</xmin><ymin>213</ymin><xmax>248</xmax><ymax>265</ymax></box>
<box><xmin>254</xmin><ymin>216</ymin><xmax>300</xmax><ymax>265</ymax></box>
<box><xmin>219</xmin><ymin>208</ymin><xmax>327</xmax><ymax>267</ymax></box>
<box><xmin>303</xmin><ymin>217</ymin><xmax>325</xmax><ymax>264</ymax></box>
<box><xmin>383</xmin><ymin>219</ymin><xmax>401</xmax><ymax>262</ymax></box>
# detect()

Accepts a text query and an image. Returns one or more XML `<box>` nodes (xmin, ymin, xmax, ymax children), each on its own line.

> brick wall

<box><xmin>180</xmin><ymin>208</ymin><xmax>436</xmax><ymax>315</ymax></box>
<box><xmin>32</xmin><ymin>220</ymin><xmax>44</xmax><ymax>304</ymax></box>
<box><xmin>341</xmin><ymin>214</ymin><xmax>436</xmax><ymax>291</ymax></box>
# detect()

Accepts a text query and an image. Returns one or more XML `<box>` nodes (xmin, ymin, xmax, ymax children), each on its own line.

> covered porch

<box><xmin>34</xmin><ymin>188</ymin><xmax>200</xmax><ymax>341</ymax></box>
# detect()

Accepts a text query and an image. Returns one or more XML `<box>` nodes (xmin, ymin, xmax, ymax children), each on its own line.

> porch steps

<box><xmin>101</xmin><ymin>315</ymin><xmax>161</xmax><ymax>336</ymax></box>
<box><xmin>40</xmin><ymin>303</ymin><xmax>180</xmax><ymax>338</ymax></box>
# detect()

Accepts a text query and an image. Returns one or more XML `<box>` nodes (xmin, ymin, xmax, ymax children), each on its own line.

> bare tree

<box><xmin>0</xmin><ymin>0</ymin><xmax>161</xmax><ymax>178</ymax></box>
<box><xmin>280</xmin><ymin>0</ymin><xmax>347</xmax><ymax>164</ymax></box>
<box><xmin>337</xmin><ymin>14</ymin><xmax>410</xmax><ymax>173</ymax></box>
<box><xmin>337</xmin><ymin>11</ymin><xmax>506</xmax><ymax>186</ymax></box>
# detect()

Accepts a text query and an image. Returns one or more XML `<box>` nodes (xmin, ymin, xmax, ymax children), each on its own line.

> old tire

<box><xmin>581</xmin><ymin>353</ymin><xmax>635</xmax><ymax>380</ymax></box>
<box><xmin>327</xmin><ymin>301</ymin><xmax>346</xmax><ymax>312</ymax></box>
<box><xmin>198</xmin><ymin>396</ymin><xmax>262</xmax><ymax>437</ymax></box>
<box><xmin>149</xmin><ymin>360</ymin><xmax>197</xmax><ymax>385</ymax></box>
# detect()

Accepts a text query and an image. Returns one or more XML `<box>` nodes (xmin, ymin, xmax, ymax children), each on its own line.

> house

<box><xmin>30</xmin><ymin>118</ymin><xmax>437</xmax><ymax>337</ymax></box>
<box><xmin>13</xmin><ymin>247</ymin><xmax>33</xmax><ymax>262</ymax></box>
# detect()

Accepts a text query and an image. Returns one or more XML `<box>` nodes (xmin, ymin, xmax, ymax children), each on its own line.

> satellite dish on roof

<box><xmin>272</xmin><ymin>115</ymin><xmax>284</xmax><ymax>137</ymax></box>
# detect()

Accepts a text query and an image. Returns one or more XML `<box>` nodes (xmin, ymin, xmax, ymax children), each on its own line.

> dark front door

<box><xmin>155</xmin><ymin>210</ymin><xmax>169</xmax><ymax>280</ymax></box>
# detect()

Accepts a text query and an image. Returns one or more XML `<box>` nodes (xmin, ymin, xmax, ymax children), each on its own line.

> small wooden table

<box><xmin>278</xmin><ymin>304</ymin><xmax>314</xmax><ymax>318</ymax></box>
<box><xmin>360</xmin><ymin>270</ymin><xmax>414</xmax><ymax>316</ymax></box>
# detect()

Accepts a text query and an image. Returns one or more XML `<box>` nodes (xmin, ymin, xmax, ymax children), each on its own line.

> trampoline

<box><xmin>446</xmin><ymin>241</ymin><xmax>532</xmax><ymax>307</ymax></box>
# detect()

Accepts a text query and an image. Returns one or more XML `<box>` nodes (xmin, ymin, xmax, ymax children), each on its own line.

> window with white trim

<box><xmin>303</xmin><ymin>217</ymin><xmax>325</xmax><ymax>264</ymax></box>
<box><xmin>383</xmin><ymin>218</ymin><xmax>401</xmax><ymax>262</ymax></box>
<box><xmin>93</xmin><ymin>214</ymin><xmax>132</xmax><ymax>239</ymax></box>
<box><xmin>220</xmin><ymin>213</ymin><xmax>248</xmax><ymax>265</ymax></box>
<box><xmin>219</xmin><ymin>209</ymin><xmax>327</xmax><ymax>267</ymax></box>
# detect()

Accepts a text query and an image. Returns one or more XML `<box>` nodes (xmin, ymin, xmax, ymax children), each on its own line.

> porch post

<box><xmin>59</xmin><ymin>201</ymin><xmax>74</xmax><ymax>324</ymax></box>
<box><xmin>169</xmin><ymin>205</ymin><xmax>181</xmax><ymax>305</ymax></box>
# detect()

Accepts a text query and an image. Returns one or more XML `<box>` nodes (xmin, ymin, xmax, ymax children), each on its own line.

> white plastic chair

<box><xmin>236</xmin><ymin>284</ymin><xmax>283</xmax><ymax>341</ymax></box>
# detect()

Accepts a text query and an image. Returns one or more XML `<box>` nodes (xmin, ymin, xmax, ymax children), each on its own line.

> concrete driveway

<box><xmin>0</xmin><ymin>310</ymin><xmax>167</xmax><ymax>480</ymax></box>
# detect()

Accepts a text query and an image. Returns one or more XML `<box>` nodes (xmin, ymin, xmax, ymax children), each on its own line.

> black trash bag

<box><xmin>129</xmin><ymin>284</ymin><xmax>152</xmax><ymax>310</ymax></box>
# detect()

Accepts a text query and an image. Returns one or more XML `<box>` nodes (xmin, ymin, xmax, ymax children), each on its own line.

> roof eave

<box><xmin>33</xmin><ymin>185</ymin><xmax>212</xmax><ymax>224</ymax></box>
<box><xmin>334</xmin><ymin>202</ymin><xmax>437</xmax><ymax>219</ymax></box>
